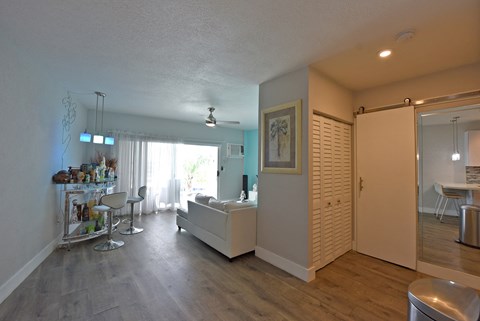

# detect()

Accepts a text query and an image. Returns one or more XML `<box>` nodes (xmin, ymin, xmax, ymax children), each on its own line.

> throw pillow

<box><xmin>224</xmin><ymin>201</ymin><xmax>255</xmax><ymax>212</ymax></box>
<box><xmin>208</xmin><ymin>198</ymin><xmax>225</xmax><ymax>211</ymax></box>
<box><xmin>195</xmin><ymin>193</ymin><xmax>212</xmax><ymax>205</ymax></box>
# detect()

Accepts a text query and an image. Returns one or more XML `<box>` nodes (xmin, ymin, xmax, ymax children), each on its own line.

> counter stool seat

<box><xmin>94</xmin><ymin>205</ymin><xmax>110</xmax><ymax>212</ymax></box>
<box><xmin>93</xmin><ymin>192</ymin><xmax>127</xmax><ymax>251</ymax></box>
<box><xmin>120</xmin><ymin>186</ymin><xmax>146</xmax><ymax>235</ymax></box>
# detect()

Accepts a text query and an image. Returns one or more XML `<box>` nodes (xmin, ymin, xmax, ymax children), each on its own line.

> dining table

<box><xmin>438</xmin><ymin>182</ymin><xmax>480</xmax><ymax>205</ymax></box>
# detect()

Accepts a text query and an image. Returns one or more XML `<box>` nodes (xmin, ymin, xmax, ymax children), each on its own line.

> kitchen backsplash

<box><xmin>466</xmin><ymin>166</ymin><xmax>480</xmax><ymax>184</ymax></box>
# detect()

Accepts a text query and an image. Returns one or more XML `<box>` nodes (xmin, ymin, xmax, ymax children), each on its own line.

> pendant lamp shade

<box><xmin>93</xmin><ymin>134</ymin><xmax>104</xmax><ymax>144</ymax></box>
<box><xmin>80</xmin><ymin>131</ymin><xmax>92</xmax><ymax>142</ymax></box>
<box><xmin>79</xmin><ymin>91</ymin><xmax>113</xmax><ymax>145</ymax></box>
<box><xmin>451</xmin><ymin>117</ymin><xmax>460</xmax><ymax>161</ymax></box>
<box><xmin>104</xmin><ymin>136</ymin><xmax>115</xmax><ymax>145</ymax></box>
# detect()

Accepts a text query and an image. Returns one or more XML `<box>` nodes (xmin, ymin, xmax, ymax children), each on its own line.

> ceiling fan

<box><xmin>205</xmin><ymin>107</ymin><xmax>240</xmax><ymax>127</ymax></box>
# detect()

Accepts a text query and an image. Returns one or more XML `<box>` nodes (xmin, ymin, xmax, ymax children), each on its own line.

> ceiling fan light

<box><xmin>206</xmin><ymin>120</ymin><xmax>216</xmax><ymax>127</ymax></box>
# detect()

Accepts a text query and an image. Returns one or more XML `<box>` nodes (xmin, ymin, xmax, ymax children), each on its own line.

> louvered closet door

<box><xmin>338</xmin><ymin>122</ymin><xmax>352</xmax><ymax>256</ymax></box>
<box><xmin>312</xmin><ymin>117</ymin><xmax>322</xmax><ymax>267</ymax></box>
<box><xmin>312</xmin><ymin>114</ymin><xmax>352</xmax><ymax>269</ymax></box>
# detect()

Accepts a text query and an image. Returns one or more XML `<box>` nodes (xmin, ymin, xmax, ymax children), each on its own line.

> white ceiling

<box><xmin>1</xmin><ymin>0</ymin><xmax>479</xmax><ymax>130</ymax></box>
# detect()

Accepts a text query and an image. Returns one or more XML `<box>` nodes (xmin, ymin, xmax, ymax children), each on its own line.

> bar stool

<box><xmin>93</xmin><ymin>192</ymin><xmax>127</xmax><ymax>251</ymax></box>
<box><xmin>120</xmin><ymin>186</ymin><xmax>146</xmax><ymax>235</ymax></box>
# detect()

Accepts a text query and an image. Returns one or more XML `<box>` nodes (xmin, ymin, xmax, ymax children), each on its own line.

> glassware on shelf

<box><xmin>71</xmin><ymin>200</ymin><xmax>79</xmax><ymax>224</ymax></box>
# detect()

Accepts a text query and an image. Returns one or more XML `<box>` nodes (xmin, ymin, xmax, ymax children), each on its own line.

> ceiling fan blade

<box><xmin>216</xmin><ymin>120</ymin><xmax>240</xmax><ymax>124</ymax></box>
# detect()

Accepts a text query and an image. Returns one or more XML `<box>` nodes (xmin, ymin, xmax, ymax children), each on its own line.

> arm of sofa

<box><xmin>226</xmin><ymin>206</ymin><xmax>257</xmax><ymax>258</ymax></box>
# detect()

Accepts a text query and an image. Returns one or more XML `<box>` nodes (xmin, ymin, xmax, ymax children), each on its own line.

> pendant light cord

<box><xmin>95</xmin><ymin>93</ymin><xmax>99</xmax><ymax>134</ymax></box>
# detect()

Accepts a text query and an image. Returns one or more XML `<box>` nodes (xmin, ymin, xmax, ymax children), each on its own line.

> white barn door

<box><xmin>356</xmin><ymin>106</ymin><xmax>416</xmax><ymax>269</ymax></box>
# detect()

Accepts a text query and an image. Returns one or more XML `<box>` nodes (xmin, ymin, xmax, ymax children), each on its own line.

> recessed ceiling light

<box><xmin>378</xmin><ymin>49</ymin><xmax>392</xmax><ymax>58</ymax></box>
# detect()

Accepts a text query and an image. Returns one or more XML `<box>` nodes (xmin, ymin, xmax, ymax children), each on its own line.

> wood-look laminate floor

<box><xmin>0</xmin><ymin>211</ymin><xmax>426</xmax><ymax>321</ymax></box>
<box><xmin>420</xmin><ymin>212</ymin><xmax>480</xmax><ymax>276</ymax></box>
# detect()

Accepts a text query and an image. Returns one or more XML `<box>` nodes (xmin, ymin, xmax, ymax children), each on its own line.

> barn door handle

<box><xmin>359</xmin><ymin>177</ymin><xmax>364</xmax><ymax>192</ymax></box>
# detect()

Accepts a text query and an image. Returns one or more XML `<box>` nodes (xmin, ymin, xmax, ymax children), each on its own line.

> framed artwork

<box><xmin>261</xmin><ymin>99</ymin><xmax>302</xmax><ymax>174</ymax></box>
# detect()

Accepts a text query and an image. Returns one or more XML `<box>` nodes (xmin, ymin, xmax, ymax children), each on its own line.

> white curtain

<box><xmin>114</xmin><ymin>132</ymin><xmax>182</xmax><ymax>214</ymax></box>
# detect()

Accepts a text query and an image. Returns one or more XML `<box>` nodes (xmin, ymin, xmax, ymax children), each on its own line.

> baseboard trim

<box><xmin>255</xmin><ymin>246</ymin><xmax>316</xmax><ymax>282</ymax></box>
<box><xmin>0</xmin><ymin>233</ymin><xmax>61</xmax><ymax>304</ymax></box>
<box><xmin>417</xmin><ymin>260</ymin><xmax>480</xmax><ymax>290</ymax></box>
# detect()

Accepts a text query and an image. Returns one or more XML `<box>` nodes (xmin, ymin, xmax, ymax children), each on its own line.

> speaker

<box><xmin>242</xmin><ymin>175</ymin><xmax>248</xmax><ymax>199</ymax></box>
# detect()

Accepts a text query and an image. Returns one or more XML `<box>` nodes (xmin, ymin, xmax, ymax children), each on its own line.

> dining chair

<box><xmin>433</xmin><ymin>183</ymin><xmax>464</xmax><ymax>222</ymax></box>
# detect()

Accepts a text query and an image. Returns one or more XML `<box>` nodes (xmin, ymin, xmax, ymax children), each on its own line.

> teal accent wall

<box><xmin>244</xmin><ymin>129</ymin><xmax>258</xmax><ymax>191</ymax></box>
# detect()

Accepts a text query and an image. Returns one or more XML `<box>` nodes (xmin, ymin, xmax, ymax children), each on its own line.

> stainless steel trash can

<box><xmin>408</xmin><ymin>278</ymin><xmax>480</xmax><ymax>321</ymax></box>
<box><xmin>460</xmin><ymin>204</ymin><xmax>480</xmax><ymax>248</ymax></box>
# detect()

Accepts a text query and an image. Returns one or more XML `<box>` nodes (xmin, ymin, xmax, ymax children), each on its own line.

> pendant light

<box><xmin>93</xmin><ymin>91</ymin><xmax>105</xmax><ymax>144</ymax></box>
<box><xmin>451</xmin><ymin>116</ymin><xmax>460</xmax><ymax>161</ymax></box>
<box><xmin>79</xmin><ymin>91</ymin><xmax>114</xmax><ymax>145</ymax></box>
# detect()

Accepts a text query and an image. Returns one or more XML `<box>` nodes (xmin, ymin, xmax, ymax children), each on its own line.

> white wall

<box><xmin>257</xmin><ymin>67</ymin><xmax>310</xmax><ymax>278</ymax></box>
<box><xmin>0</xmin><ymin>32</ymin><xmax>87</xmax><ymax>303</ymax></box>
<box><xmin>85</xmin><ymin>110</ymin><xmax>244</xmax><ymax>200</ymax></box>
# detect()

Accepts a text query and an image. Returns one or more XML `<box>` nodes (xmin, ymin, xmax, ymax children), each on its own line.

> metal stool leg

<box><xmin>94</xmin><ymin>210</ymin><xmax>125</xmax><ymax>251</ymax></box>
<box><xmin>120</xmin><ymin>202</ymin><xmax>144</xmax><ymax>235</ymax></box>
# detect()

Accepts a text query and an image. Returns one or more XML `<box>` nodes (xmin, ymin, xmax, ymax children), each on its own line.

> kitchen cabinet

<box><xmin>465</xmin><ymin>130</ymin><xmax>480</xmax><ymax>166</ymax></box>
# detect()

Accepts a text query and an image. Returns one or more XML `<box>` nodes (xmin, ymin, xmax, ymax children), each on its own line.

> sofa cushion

<box><xmin>195</xmin><ymin>193</ymin><xmax>212</xmax><ymax>205</ymax></box>
<box><xmin>224</xmin><ymin>201</ymin><xmax>255</xmax><ymax>212</ymax></box>
<box><xmin>208</xmin><ymin>198</ymin><xmax>225</xmax><ymax>211</ymax></box>
<box><xmin>176</xmin><ymin>207</ymin><xmax>188</xmax><ymax>219</ymax></box>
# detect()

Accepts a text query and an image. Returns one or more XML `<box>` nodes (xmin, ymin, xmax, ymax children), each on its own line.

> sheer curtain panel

<box><xmin>114</xmin><ymin>132</ymin><xmax>181</xmax><ymax>214</ymax></box>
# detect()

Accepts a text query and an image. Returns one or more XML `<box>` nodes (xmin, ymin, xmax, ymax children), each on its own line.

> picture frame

<box><xmin>261</xmin><ymin>99</ymin><xmax>302</xmax><ymax>174</ymax></box>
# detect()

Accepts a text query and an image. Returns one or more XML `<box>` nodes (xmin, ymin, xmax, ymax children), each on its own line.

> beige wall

<box><xmin>354</xmin><ymin>62</ymin><xmax>480</xmax><ymax>109</ymax></box>
<box><xmin>257</xmin><ymin>67</ymin><xmax>310</xmax><ymax>272</ymax></box>
<box><xmin>309</xmin><ymin>67</ymin><xmax>354</xmax><ymax>123</ymax></box>
<box><xmin>257</xmin><ymin>67</ymin><xmax>354</xmax><ymax>280</ymax></box>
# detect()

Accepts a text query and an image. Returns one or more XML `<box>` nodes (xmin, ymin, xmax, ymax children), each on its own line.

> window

<box><xmin>115</xmin><ymin>135</ymin><xmax>218</xmax><ymax>213</ymax></box>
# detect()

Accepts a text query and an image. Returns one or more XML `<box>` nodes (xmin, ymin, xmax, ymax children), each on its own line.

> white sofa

<box><xmin>176</xmin><ymin>194</ymin><xmax>257</xmax><ymax>260</ymax></box>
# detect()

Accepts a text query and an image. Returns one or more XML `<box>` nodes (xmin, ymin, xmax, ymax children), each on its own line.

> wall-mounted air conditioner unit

<box><xmin>227</xmin><ymin>143</ymin><xmax>244</xmax><ymax>158</ymax></box>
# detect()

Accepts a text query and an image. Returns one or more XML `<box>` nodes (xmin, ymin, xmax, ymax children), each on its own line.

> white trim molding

<box><xmin>417</xmin><ymin>260</ymin><xmax>480</xmax><ymax>290</ymax></box>
<box><xmin>255</xmin><ymin>246</ymin><xmax>316</xmax><ymax>282</ymax></box>
<box><xmin>0</xmin><ymin>234</ymin><xmax>61</xmax><ymax>304</ymax></box>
